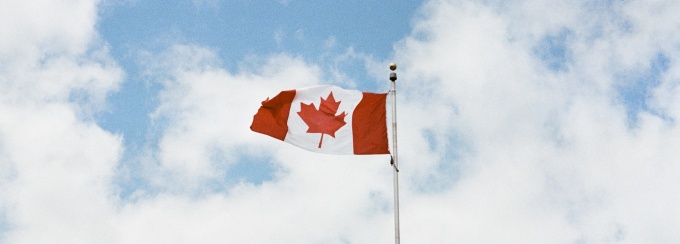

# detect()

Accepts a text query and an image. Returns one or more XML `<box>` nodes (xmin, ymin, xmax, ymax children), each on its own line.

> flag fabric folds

<box><xmin>251</xmin><ymin>85</ymin><xmax>389</xmax><ymax>155</ymax></box>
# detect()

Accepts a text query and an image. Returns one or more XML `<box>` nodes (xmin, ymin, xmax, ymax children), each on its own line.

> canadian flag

<box><xmin>250</xmin><ymin>85</ymin><xmax>389</xmax><ymax>155</ymax></box>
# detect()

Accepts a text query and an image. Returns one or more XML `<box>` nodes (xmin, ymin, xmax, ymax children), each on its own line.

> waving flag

<box><xmin>251</xmin><ymin>85</ymin><xmax>389</xmax><ymax>155</ymax></box>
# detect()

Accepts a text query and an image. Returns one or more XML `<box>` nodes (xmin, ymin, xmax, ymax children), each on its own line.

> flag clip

<box><xmin>390</xmin><ymin>156</ymin><xmax>399</xmax><ymax>172</ymax></box>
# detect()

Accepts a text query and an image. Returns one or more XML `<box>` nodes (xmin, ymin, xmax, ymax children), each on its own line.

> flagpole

<box><xmin>389</xmin><ymin>63</ymin><xmax>400</xmax><ymax>244</ymax></box>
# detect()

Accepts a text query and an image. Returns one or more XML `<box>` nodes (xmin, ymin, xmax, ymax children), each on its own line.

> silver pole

<box><xmin>389</xmin><ymin>63</ymin><xmax>400</xmax><ymax>244</ymax></box>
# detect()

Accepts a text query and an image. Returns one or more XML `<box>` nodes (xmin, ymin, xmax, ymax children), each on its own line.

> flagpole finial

<box><xmin>389</xmin><ymin>63</ymin><xmax>397</xmax><ymax>81</ymax></box>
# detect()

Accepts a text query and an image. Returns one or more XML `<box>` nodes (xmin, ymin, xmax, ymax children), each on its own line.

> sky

<box><xmin>2</xmin><ymin>0</ymin><xmax>680</xmax><ymax>243</ymax></box>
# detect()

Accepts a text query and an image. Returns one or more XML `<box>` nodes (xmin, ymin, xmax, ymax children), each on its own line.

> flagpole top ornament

<box><xmin>389</xmin><ymin>63</ymin><xmax>397</xmax><ymax>82</ymax></box>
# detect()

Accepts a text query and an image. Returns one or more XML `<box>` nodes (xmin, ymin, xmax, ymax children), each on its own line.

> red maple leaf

<box><xmin>297</xmin><ymin>92</ymin><xmax>347</xmax><ymax>148</ymax></box>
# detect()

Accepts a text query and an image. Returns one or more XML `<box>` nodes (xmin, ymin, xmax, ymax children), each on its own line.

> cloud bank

<box><xmin>393</xmin><ymin>0</ymin><xmax>680</xmax><ymax>242</ymax></box>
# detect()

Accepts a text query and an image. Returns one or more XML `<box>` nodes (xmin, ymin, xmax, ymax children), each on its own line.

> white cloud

<box><xmin>141</xmin><ymin>45</ymin><xmax>324</xmax><ymax>187</ymax></box>
<box><xmin>0</xmin><ymin>0</ymin><xmax>123</xmax><ymax>243</ymax></box>
<box><xmin>0</xmin><ymin>0</ymin><xmax>96</xmax><ymax>56</ymax></box>
<box><xmin>0</xmin><ymin>103</ymin><xmax>122</xmax><ymax>243</ymax></box>
<box><xmin>115</xmin><ymin>153</ymin><xmax>394</xmax><ymax>243</ymax></box>
<box><xmin>106</xmin><ymin>42</ymin><xmax>400</xmax><ymax>242</ymax></box>
<box><xmin>389</xmin><ymin>0</ymin><xmax>680</xmax><ymax>242</ymax></box>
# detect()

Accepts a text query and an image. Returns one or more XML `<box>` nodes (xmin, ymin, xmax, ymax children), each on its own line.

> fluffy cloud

<box><xmin>115</xmin><ymin>44</ymin><xmax>396</xmax><ymax>242</ymax></box>
<box><xmin>0</xmin><ymin>0</ymin><xmax>123</xmax><ymax>243</ymax></box>
<box><xmin>392</xmin><ymin>0</ymin><xmax>680</xmax><ymax>242</ymax></box>
<box><xmin>138</xmin><ymin>45</ymin><xmax>323</xmax><ymax>188</ymax></box>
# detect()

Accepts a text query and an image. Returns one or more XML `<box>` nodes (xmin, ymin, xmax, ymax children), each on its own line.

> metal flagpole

<box><xmin>389</xmin><ymin>63</ymin><xmax>400</xmax><ymax>244</ymax></box>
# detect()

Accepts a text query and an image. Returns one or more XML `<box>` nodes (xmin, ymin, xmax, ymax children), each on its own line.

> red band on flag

<box><xmin>250</xmin><ymin>89</ymin><xmax>296</xmax><ymax>141</ymax></box>
<box><xmin>353</xmin><ymin>92</ymin><xmax>389</xmax><ymax>154</ymax></box>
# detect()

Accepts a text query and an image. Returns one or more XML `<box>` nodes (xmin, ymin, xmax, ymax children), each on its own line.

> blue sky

<box><xmin>3</xmin><ymin>0</ymin><xmax>680</xmax><ymax>243</ymax></box>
